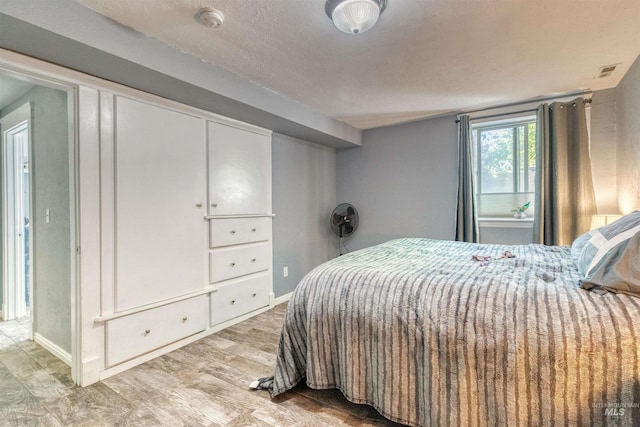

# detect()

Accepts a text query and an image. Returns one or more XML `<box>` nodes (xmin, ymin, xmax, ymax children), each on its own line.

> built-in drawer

<box><xmin>209</xmin><ymin>217</ymin><xmax>271</xmax><ymax>248</ymax></box>
<box><xmin>210</xmin><ymin>274</ymin><xmax>270</xmax><ymax>326</ymax></box>
<box><xmin>209</xmin><ymin>242</ymin><xmax>270</xmax><ymax>283</ymax></box>
<box><xmin>106</xmin><ymin>295</ymin><xmax>208</xmax><ymax>366</ymax></box>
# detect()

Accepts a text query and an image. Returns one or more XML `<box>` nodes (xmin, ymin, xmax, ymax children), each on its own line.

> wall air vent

<box><xmin>595</xmin><ymin>64</ymin><xmax>619</xmax><ymax>79</ymax></box>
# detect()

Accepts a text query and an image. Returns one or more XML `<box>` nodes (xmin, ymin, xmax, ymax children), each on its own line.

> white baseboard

<box><xmin>272</xmin><ymin>291</ymin><xmax>293</xmax><ymax>306</ymax></box>
<box><xmin>34</xmin><ymin>333</ymin><xmax>72</xmax><ymax>366</ymax></box>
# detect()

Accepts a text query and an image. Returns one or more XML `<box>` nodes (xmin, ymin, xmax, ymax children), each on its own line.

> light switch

<box><xmin>45</xmin><ymin>209</ymin><xmax>50</xmax><ymax>224</ymax></box>
<box><xmin>283</xmin><ymin>266</ymin><xmax>289</xmax><ymax>277</ymax></box>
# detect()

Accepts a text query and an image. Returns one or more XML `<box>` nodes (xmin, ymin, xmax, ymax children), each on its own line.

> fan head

<box><xmin>330</xmin><ymin>203</ymin><xmax>359</xmax><ymax>238</ymax></box>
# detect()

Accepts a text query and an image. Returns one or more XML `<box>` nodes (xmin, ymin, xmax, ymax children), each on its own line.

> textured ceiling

<box><xmin>75</xmin><ymin>0</ymin><xmax>640</xmax><ymax>129</ymax></box>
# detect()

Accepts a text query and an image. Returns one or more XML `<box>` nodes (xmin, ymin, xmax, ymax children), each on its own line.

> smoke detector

<box><xmin>196</xmin><ymin>7</ymin><xmax>224</xmax><ymax>29</ymax></box>
<box><xmin>595</xmin><ymin>64</ymin><xmax>619</xmax><ymax>79</ymax></box>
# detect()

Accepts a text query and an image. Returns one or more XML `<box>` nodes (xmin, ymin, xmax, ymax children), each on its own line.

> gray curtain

<box><xmin>533</xmin><ymin>98</ymin><xmax>597</xmax><ymax>245</ymax></box>
<box><xmin>455</xmin><ymin>115</ymin><xmax>479</xmax><ymax>242</ymax></box>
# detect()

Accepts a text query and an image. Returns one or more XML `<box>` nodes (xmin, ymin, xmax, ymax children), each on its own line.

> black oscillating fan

<box><xmin>330</xmin><ymin>203</ymin><xmax>359</xmax><ymax>255</ymax></box>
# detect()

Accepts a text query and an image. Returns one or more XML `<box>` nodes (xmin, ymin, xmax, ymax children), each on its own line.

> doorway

<box><xmin>0</xmin><ymin>68</ymin><xmax>76</xmax><ymax>380</ymax></box>
<box><xmin>1</xmin><ymin>105</ymin><xmax>31</xmax><ymax>322</ymax></box>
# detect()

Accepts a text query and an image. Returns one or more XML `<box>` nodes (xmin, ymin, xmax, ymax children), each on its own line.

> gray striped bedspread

<box><xmin>271</xmin><ymin>238</ymin><xmax>640</xmax><ymax>426</ymax></box>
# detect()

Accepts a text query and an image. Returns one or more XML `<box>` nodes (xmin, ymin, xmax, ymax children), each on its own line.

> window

<box><xmin>472</xmin><ymin>116</ymin><xmax>537</xmax><ymax>218</ymax></box>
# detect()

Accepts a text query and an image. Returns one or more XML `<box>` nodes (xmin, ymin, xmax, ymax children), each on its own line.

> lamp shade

<box><xmin>326</xmin><ymin>0</ymin><xmax>387</xmax><ymax>34</ymax></box>
<box><xmin>590</xmin><ymin>214</ymin><xmax>623</xmax><ymax>230</ymax></box>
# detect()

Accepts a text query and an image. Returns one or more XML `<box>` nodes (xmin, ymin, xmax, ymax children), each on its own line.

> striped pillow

<box><xmin>580</xmin><ymin>230</ymin><xmax>640</xmax><ymax>297</ymax></box>
<box><xmin>576</xmin><ymin>211</ymin><xmax>640</xmax><ymax>277</ymax></box>
<box><xmin>571</xmin><ymin>230</ymin><xmax>593</xmax><ymax>261</ymax></box>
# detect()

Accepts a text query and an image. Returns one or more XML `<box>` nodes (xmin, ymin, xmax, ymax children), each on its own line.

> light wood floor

<box><xmin>0</xmin><ymin>303</ymin><xmax>405</xmax><ymax>426</ymax></box>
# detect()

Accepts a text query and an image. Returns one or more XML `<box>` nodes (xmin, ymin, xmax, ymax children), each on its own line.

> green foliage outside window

<box><xmin>473</xmin><ymin>120</ymin><xmax>536</xmax><ymax>194</ymax></box>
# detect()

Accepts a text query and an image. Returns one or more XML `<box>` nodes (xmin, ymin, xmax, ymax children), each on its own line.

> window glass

<box><xmin>478</xmin><ymin>127</ymin><xmax>514</xmax><ymax>193</ymax></box>
<box><xmin>472</xmin><ymin>117</ymin><xmax>537</xmax><ymax>217</ymax></box>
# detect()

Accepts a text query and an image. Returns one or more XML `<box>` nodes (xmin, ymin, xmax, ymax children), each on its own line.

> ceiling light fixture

<box><xmin>196</xmin><ymin>7</ymin><xmax>224</xmax><ymax>29</ymax></box>
<box><xmin>325</xmin><ymin>0</ymin><xmax>387</xmax><ymax>35</ymax></box>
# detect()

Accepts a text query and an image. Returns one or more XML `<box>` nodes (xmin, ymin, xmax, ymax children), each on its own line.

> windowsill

<box><xmin>479</xmin><ymin>217</ymin><xmax>534</xmax><ymax>229</ymax></box>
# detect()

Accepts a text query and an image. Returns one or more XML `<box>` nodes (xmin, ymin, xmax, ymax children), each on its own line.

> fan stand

<box><xmin>338</xmin><ymin>218</ymin><xmax>352</xmax><ymax>256</ymax></box>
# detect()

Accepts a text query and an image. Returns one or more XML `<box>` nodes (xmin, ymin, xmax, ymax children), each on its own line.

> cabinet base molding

<box><xmin>34</xmin><ymin>333</ymin><xmax>72</xmax><ymax>367</ymax></box>
<box><xmin>79</xmin><ymin>356</ymin><xmax>103</xmax><ymax>387</ymax></box>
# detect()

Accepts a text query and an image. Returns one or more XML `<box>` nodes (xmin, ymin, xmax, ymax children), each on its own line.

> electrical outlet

<box><xmin>283</xmin><ymin>266</ymin><xmax>289</xmax><ymax>277</ymax></box>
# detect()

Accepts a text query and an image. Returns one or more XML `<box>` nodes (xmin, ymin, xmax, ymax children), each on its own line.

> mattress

<box><xmin>271</xmin><ymin>238</ymin><xmax>640</xmax><ymax>426</ymax></box>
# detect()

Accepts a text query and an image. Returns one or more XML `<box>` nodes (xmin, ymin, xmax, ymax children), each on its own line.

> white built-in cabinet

<box><xmin>99</xmin><ymin>94</ymin><xmax>272</xmax><ymax>372</ymax></box>
<box><xmin>0</xmin><ymin>49</ymin><xmax>275</xmax><ymax>386</ymax></box>
<box><xmin>206</xmin><ymin>121</ymin><xmax>273</xmax><ymax>327</ymax></box>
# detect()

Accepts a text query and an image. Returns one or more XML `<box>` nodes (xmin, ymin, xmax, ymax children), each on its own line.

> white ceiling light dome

<box><xmin>325</xmin><ymin>0</ymin><xmax>387</xmax><ymax>35</ymax></box>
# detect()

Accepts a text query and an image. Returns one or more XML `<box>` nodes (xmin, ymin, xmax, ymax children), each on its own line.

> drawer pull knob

<box><xmin>182</xmin><ymin>316</ymin><xmax>188</xmax><ymax>322</ymax></box>
<box><xmin>252</xmin><ymin>293</ymin><xmax>257</xmax><ymax>297</ymax></box>
<box><xmin>251</xmin><ymin>228</ymin><xmax>257</xmax><ymax>232</ymax></box>
<box><xmin>195</xmin><ymin>203</ymin><xmax>203</xmax><ymax>208</ymax></box>
<box><xmin>231</xmin><ymin>300</ymin><xmax>236</xmax><ymax>305</ymax></box>
<box><xmin>230</xmin><ymin>230</ymin><xmax>236</xmax><ymax>234</ymax></box>
<box><xmin>144</xmin><ymin>329</ymin><xmax>151</xmax><ymax>335</ymax></box>
<box><xmin>251</xmin><ymin>258</ymin><xmax>257</xmax><ymax>262</ymax></box>
<box><xmin>230</xmin><ymin>262</ymin><xmax>236</xmax><ymax>267</ymax></box>
<box><xmin>211</xmin><ymin>203</ymin><xmax>218</xmax><ymax>208</ymax></box>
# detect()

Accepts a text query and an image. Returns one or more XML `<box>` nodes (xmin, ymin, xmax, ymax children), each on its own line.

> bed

<box><xmin>269</xmin><ymin>231</ymin><xmax>640</xmax><ymax>426</ymax></box>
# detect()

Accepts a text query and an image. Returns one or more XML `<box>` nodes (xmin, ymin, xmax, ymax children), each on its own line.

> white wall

<box><xmin>616</xmin><ymin>55</ymin><xmax>640</xmax><ymax>214</ymax></box>
<box><xmin>272</xmin><ymin>133</ymin><xmax>338</xmax><ymax>297</ymax></box>
<box><xmin>336</xmin><ymin>116</ymin><xmax>458</xmax><ymax>251</ymax></box>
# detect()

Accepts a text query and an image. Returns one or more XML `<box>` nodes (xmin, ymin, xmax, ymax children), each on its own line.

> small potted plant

<box><xmin>511</xmin><ymin>201</ymin><xmax>530</xmax><ymax>219</ymax></box>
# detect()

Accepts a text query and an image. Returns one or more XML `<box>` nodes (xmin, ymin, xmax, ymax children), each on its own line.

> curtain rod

<box><xmin>455</xmin><ymin>97</ymin><xmax>592</xmax><ymax>123</ymax></box>
<box><xmin>459</xmin><ymin>108</ymin><xmax>537</xmax><ymax>124</ymax></box>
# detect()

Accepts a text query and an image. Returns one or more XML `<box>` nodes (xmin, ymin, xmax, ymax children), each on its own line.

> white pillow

<box><xmin>576</xmin><ymin>211</ymin><xmax>640</xmax><ymax>276</ymax></box>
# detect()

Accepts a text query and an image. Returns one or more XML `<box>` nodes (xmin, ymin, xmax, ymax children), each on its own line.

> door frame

<box><xmin>0</xmin><ymin>60</ymin><xmax>79</xmax><ymax>383</ymax></box>
<box><xmin>1</xmin><ymin>102</ymin><xmax>33</xmax><ymax>323</ymax></box>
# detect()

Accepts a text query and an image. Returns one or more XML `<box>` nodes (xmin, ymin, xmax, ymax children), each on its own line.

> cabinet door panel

<box><xmin>115</xmin><ymin>97</ymin><xmax>206</xmax><ymax>311</ymax></box>
<box><xmin>208</xmin><ymin>122</ymin><xmax>270</xmax><ymax>215</ymax></box>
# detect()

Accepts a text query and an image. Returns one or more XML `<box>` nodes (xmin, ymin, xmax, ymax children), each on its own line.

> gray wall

<box><xmin>272</xmin><ymin>133</ymin><xmax>338</xmax><ymax>297</ymax></box>
<box><xmin>616</xmin><ymin>55</ymin><xmax>640</xmax><ymax>214</ymax></box>
<box><xmin>336</xmin><ymin>94</ymin><xmax>621</xmax><ymax>249</ymax></box>
<box><xmin>1</xmin><ymin>86</ymin><xmax>71</xmax><ymax>352</ymax></box>
<box><xmin>479</xmin><ymin>226</ymin><xmax>533</xmax><ymax>245</ymax></box>
<box><xmin>590</xmin><ymin>88</ymin><xmax>618</xmax><ymax>213</ymax></box>
<box><xmin>336</xmin><ymin>116</ymin><xmax>458</xmax><ymax>251</ymax></box>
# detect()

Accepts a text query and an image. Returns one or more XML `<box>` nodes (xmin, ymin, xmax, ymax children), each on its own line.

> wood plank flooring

<box><xmin>0</xmin><ymin>304</ymin><xmax>405</xmax><ymax>426</ymax></box>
